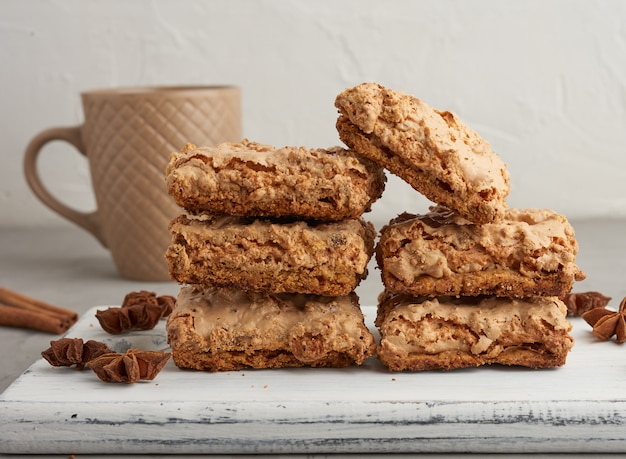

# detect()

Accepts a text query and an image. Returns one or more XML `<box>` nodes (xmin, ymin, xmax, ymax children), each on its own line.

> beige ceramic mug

<box><xmin>24</xmin><ymin>86</ymin><xmax>242</xmax><ymax>281</ymax></box>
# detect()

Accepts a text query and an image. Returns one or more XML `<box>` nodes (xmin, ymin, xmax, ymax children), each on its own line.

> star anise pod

<box><xmin>42</xmin><ymin>337</ymin><xmax>112</xmax><ymax>370</ymax></box>
<box><xmin>96</xmin><ymin>291</ymin><xmax>175</xmax><ymax>334</ymax></box>
<box><xmin>86</xmin><ymin>349</ymin><xmax>170</xmax><ymax>383</ymax></box>
<box><xmin>582</xmin><ymin>296</ymin><xmax>626</xmax><ymax>343</ymax></box>
<box><xmin>155</xmin><ymin>294</ymin><xmax>175</xmax><ymax>317</ymax></box>
<box><xmin>561</xmin><ymin>291</ymin><xmax>611</xmax><ymax>316</ymax></box>
<box><xmin>122</xmin><ymin>290</ymin><xmax>176</xmax><ymax>318</ymax></box>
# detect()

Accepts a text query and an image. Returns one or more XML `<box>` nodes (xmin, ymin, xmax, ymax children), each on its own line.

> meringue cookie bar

<box><xmin>335</xmin><ymin>82</ymin><xmax>509</xmax><ymax>224</ymax></box>
<box><xmin>375</xmin><ymin>292</ymin><xmax>574</xmax><ymax>371</ymax></box>
<box><xmin>166</xmin><ymin>286</ymin><xmax>376</xmax><ymax>371</ymax></box>
<box><xmin>166</xmin><ymin>214</ymin><xmax>376</xmax><ymax>296</ymax></box>
<box><xmin>376</xmin><ymin>206</ymin><xmax>585</xmax><ymax>298</ymax></box>
<box><xmin>166</xmin><ymin>140</ymin><xmax>385</xmax><ymax>221</ymax></box>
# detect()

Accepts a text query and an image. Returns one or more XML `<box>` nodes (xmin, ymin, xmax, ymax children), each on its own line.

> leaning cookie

<box><xmin>376</xmin><ymin>206</ymin><xmax>585</xmax><ymax>298</ymax></box>
<box><xmin>165</xmin><ymin>140</ymin><xmax>385</xmax><ymax>221</ymax></box>
<box><xmin>335</xmin><ymin>82</ymin><xmax>509</xmax><ymax>224</ymax></box>
<box><xmin>166</xmin><ymin>286</ymin><xmax>377</xmax><ymax>371</ymax></box>
<box><xmin>166</xmin><ymin>214</ymin><xmax>376</xmax><ymax>296</ymax></box>
<box><xmin>375</xmin><ymin>292</ymin><xmax>574</xmax><ymax>371</ymax></box>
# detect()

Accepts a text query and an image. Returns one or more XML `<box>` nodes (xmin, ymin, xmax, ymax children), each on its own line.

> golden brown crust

<box><xmin>378</xmin><ymin>349</ymin><xmax>569</xmax><ymax>372</ymax></box>
<box><xmin>376</xmin><ymin>292</ymin><xmax>574</xmax><ymax>371</ymax></box>
<box><xmin>376</xmin><ymin>206</ymin><xmax>585</xmax><ymax>298</ymax></box>
<box><xmin>166</xmin><ymin>215</ymin><xmax>376</xmax><ymax>296</ymax></box>
<box><xmin>335</xmin><ymin>83</ymin><xmax>510</xmax><ymax>225</ymax></box>
<box><xmin>166</xmin><ymin>140</ymin><xmax>386</xmax><ymax>221</ymax></box>
<box><xmin>166</xmin><ymin>287</ymin><xmax>377</xmax><ymax>371</ymax></box>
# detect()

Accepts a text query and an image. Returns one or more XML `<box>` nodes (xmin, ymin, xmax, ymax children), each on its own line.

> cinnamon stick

<box><xmin>0</xmin><ymin>287</ymin><xmax>77</xmax><ymax>334</ymax></box>
<box><xmin>0</xmin><ymin>287</ymin><xmax>78</xmax><ymax>322</ymax></box>
<box><xmin>0</xmin><ymin>304</ymin><xmax>73</xmax><ymax>334</ymax></box>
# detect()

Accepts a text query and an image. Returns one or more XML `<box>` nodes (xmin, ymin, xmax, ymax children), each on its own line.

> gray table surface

<box><xmin>0</xmin><ymin>220</ymin><xmax>624</xmax><ymax>458</ymax></box>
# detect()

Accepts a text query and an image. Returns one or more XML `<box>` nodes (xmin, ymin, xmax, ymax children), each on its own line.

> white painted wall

<box><xmin>2</xmin><ymin>0</ymin><xmax>626</xmax><ymax>229</ymax></box>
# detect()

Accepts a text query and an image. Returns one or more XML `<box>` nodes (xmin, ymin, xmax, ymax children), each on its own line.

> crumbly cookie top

<box><xmin>166</xmin><ymin>139</ymin><xmax>370</xmax><ymax>173</ymax></box>
<box><xmin>378</xmin><ymin>293</ymin><xmax>572</xmax><ymax>355</ymax></box>
<box><xmin>172</xmin><ymin>286</ymin><xmax>370</xmax><ymax>353</ymax></box>
<box><xmin>175</xmin><ymin>213</ymin><xmax>373</xmax><ymax>242</ymax></box>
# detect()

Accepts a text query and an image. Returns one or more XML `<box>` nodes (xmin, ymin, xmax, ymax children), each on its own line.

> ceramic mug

<box><xmin>24</xmin><ymin>86</ymin><xmax>242</xmax><ymax>281</ymax></box>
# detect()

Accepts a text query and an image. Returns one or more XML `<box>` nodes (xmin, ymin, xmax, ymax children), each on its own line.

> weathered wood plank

<box><xmin>1</xmin><ymin>306</ymin><xmax>625</xmax><ymax>454</ymax></box>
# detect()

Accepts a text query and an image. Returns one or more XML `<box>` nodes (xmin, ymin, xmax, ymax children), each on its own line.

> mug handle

<box><xmin>23</xmin><ymin>126</ymin><xmax>107</xmax><ymax>247</ymax></box>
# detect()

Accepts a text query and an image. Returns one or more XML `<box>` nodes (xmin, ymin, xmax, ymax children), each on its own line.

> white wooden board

<box><xmin>1</xmin><ymin>305</ymin><xmax>625</xmax><ymax>454</ymax></box>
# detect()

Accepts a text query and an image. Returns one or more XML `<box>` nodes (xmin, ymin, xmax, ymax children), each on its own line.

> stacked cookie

<box><xmin>164</xmin><ymin>140</ymin><xmax>385</xmax><ymax>371</ymax></box>
<box><xmin>335</xmin><ymin>82</ymin><xmax>586</xmax><ymax>371</ymax></box>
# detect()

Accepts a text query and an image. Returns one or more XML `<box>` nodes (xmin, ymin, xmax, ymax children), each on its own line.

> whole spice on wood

<box><xmin>561</xmin><ymin>291</ymin><xmax>612</xmax><ymax>316</ymax></box>
<box><xmin>156</xmin><ymin>295</ymin><xmax>175</xmax><ymax>317</ymax></box>
<box><xmin>96</xmin><ymin>291</ymin><xmax>175</xmax><ymax>334</ymax></box>
<box><xmin>41</xmin><ymin>338</ymin><xmax>112</xmax><ymax>370</ymax></box>
<box><xmin>86</xmin><ymin>349</ymin><xmax>171</xmax><ymax>383</ymax></box>
<box><xmin>582</xmin><ymin>296</ymin><xmax>626</xmax><ymax>343</ymax></box>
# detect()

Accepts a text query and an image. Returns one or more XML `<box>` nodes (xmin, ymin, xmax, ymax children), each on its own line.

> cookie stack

<box><xmin>164</xmin><ymin>140</ymin><xmax>385</xmax><ymax>371</ymax></box>
<box><xmin>335</xmin><ymin>82</ymin><xmax>585</xmax><ymax>371</ymax></box>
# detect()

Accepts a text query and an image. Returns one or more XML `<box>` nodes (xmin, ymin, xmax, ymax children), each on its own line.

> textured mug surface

<box><xmin>25</xmin><ymin>86</ymin><xmax>242</xmax><ymax>281</ymax></box>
